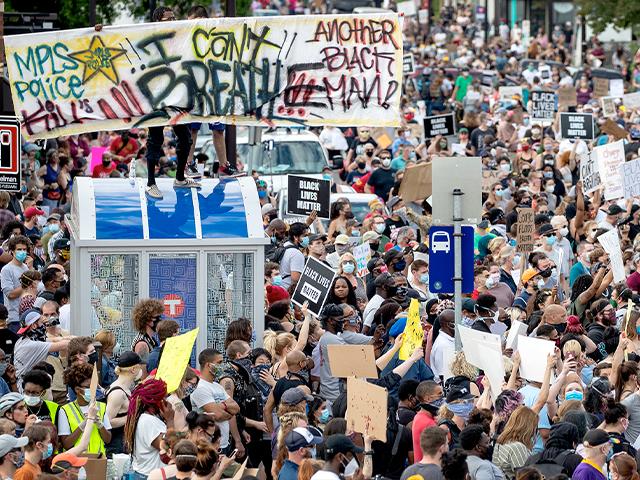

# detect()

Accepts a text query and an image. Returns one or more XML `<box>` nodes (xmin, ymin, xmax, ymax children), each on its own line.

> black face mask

<box><xmin>345</xmin><ymin>212</ymin><xmax>355</xmax><ymax>220</ymax></box>
<box><xmin>357</xmin><ymin>162</ymin><xmax>367</xmax><ymax>169</ymax></box>
<box><xmin>370</xmin><ymin>242</ymin><xmax>380</xmax><ymax>252</ymax></box>
<box><xmin>540</xmin><ymin>268</ymin><xmax>552</xmax><ymax>278</ymax></box>
<box><xmin>386</xmin><ymin>285</ymin><xmax>398</xmax><ymax>298</ymax></box>
<box><xmin>555</xmin><ymin>323</ymin><xmax>567</xmax><ymax>334</ymax></box>
<box><xmin>88</xmin><ymin>351</ymin><xmax>98</xmax><ymax>364</ymax></box>
<box><xmin>365</xmin><ymin>151</ymin><xmax>374</xmax><ymax>158</ymax></box>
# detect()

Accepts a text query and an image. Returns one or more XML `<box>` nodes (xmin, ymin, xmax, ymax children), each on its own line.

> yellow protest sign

<box><xmin>156</xmin><ymin>328</ymin><xmax>199</xmax><ymax>393</ymax></box>
<box><xmin>398</xmin><ymin>299</ymin><xmax>423</xmax><ymax>360</ymax></box>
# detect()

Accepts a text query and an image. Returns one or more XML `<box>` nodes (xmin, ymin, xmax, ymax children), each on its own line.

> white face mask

<box><xmin>135</xmin><ymin>369</ymin><xmax>143</xmax><ymax>381</ymax></box>
<box><xmin>559</xmin><ymin>227</ymin><xmax>569</xmax><ymax>237</ymax></box>
<box><xmin>382</xmin><ymin>159</ymin><xmax>391</xmax><ymax>168</ymax></box>
<box><xmin>77</xmin><ymin>467</ymin><xmax>87</xmax><ymax>480</ymax></box>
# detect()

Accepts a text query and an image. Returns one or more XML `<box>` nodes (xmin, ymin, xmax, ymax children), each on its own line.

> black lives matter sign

<box><xmin>292</xmin><ymin>257</ymin><xmax>336</xmax><ymax>317</ymax></box>
<box><xmin>560</xmin><ymin>113</ymin><xmax>594</xmax><ymax>140</ymax></box>
<box><xmin>424</xmin><ymin>113</ymin><xmax>455</xmax><ymax>138</ymax></box>
<box><xmin>287</xmin><ymin>175</ymin><xmax>330</xmax><ymax>219</ymax></box>
<box><xmin>0</xmin><ymin>117</ymin><xmax>21</xmax><ymax>192</ymax></box>
<box><xmin>530</xmin><ymin>91</ymin><xmax>556</xmax><ymax>122</ymax></box>
<box><xmin>403</xmin><ymin>54</ymin><xmax>415</xmax><ymax>74</ymax></box>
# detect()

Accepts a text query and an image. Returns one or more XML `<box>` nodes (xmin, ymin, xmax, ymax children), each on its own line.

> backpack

<box><xmin>266</xmin><ymin>243</ymin><xmax>298</xmax><ymax>264</ymax></box>
<box><xmin>522</xmin><ymin>450</ymin><xmax>572</xmax><ymax>477</ymax></box>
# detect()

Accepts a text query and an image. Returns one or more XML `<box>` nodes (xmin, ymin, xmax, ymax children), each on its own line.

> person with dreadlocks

<box><xmin>124</xmin><ymin>378</ymin><xmax>174</xmax><ymax>479</ymax></box>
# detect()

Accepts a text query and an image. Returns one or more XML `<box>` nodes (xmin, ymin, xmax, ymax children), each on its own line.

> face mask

<box><xmin>351</xmin><ymin>231</ymin><xmax>360</xmax><ymax>238</ymax></box>
<box><xmin>537</xmin><ymin>279</ymin><xmax>546</xmax><ymax>290</ymax></box>
<box><xmin>135</xmin><ymin>369</ymin><xmax>143</xmax><ymax>381</ymax></box>
<box><xmin>0</xmin><ymin>362</ymin><xmax>8</xmax><ymax>377</ymax></box>
<box><xmin>522</xmin><ymin>169</ymin><xmax>530</xmax><ymax>177</ymax></box>
<box><xmin>394</xmin><ymin>260</ymin><xmax>406</xmax><ymax>271</ymax></box>
<box><xmin>258</xmin><ymin>190</ymin><xmax>267</xmax><ymax>199</ymax></box>
<box><xmin>420</xmin><ymin>273</ymin><xmax>429</xmax><ymax>284</ymax></box>
<box><xmin>342</xmin><ymin>456</ymin><xmax>359</xmax><ymax>477</ymax></box>
<box><xmin>500</xmin><ymin>164</ymin><xmax>510</xmax><ymax>172</ymax></box>
<box><xmin>49</xmin><ymin>223</ymin><xmax>60</xmax><ymax>233</ymax></box>
<box><xmin>636</xmin><ymin>326</ymin><xmax>640</xmax><ymax>335</ymax></box>
<box><xmin>544</xmin><ymin>144</ymin><xmax>553</xmax><ymax>151</ymax></box>
<box><xmin>382</xmin><ymin>159</ymin><xmax>391</xmax><ymax>168</ymax></box>
<box><xmin>558</xmin><ymin>227</ymin><xmax>568</xmax><ymax>237</ymax></box>
<box><xmin>370</xmin><ymin>242</ymin><xmax>379</xmax><ymax>251</ymax></box>
<box><xmin>606</xmin><ymin>446</ymin><xmax>614</xmax><ymax>463</ymax></box>
<box><xmin>375</xmin><ymin>224</ymin><xmax>386</xmax><ymax>234</ymax></box>
<box><xmin>365</xmin><ymin>151</ymin><xmax>374</xmax><ymax>158</ymax></box>
<box><xmin>495</xmin><ymin>189</ymin><xmax>504</xmax><ymax>197</ymax></box>
<box><xmin>422</xmin><ymin>397</ymin><xmax>444</xmax><ymax>415</ymax></box>
<box><xmin>28</xmin><ymin>325</ymin><xmax>48</xmax><ymax>342</ymax></box>
<box><xmin>160</xmin><ymin>452</ymin><xmax>172</xmax><ymax>465</ymax></box>
<box><xmin>87</xmin><ymin>351</ymin><xmax>98</xmax><ymax>365</ymax></box>
<box><xmin>323</xmin><ymin>174</ymin><xmax>332</xmax><ymax>181</ymax></box>
<box><xmin>319</xmin><ymin>408</ymin><xmax>331</xmax><ymax>424</ymax></box>
<box><xmin>14</xmin><ymin>251</ymin><xmax>27</xmax><ymax>263</ymax></box>
<box><xmin>565</xmin><ymin>390</ymin><xmax>584</xmax><ymax>401</ymax></box>
<box><xmin>357</xmin><ymin>161</ymin><xmax>366</xmax><ymax>169</ymax></box>
<box><xmin>342</xmin><ymin>262</ymin><xmax>355</xmax><ymax>274</ymax></box>
<box><xmin>183</xmin><ymin>382</ymin><xmax>197</xmax><ymax>397</ymax></box>
<box><xmin>42</xmin><ymin>443</ymin><xmax>53</xmax><ymax>460</ymax></box>
<box><xmin>272</xmin><ymin>275</ymin><xmax>283</xmax><ymax>286</ymax></box>
<box><xmin>300</xmin><ymin>236</ymin><xmax>310</xmax><ymax>248</ymax></box>
<box><xmin>24</xmin><ymin>394</ymin><xmax>41</xmax><ymax>407</ymax></box>
<box><xmin>545</xmin><ymin>185</ymin><xmax>555</xmax><ymax>193</ymax></box>
<box><xmin>543</xmin><ymin>171</ymin><xmax>553</xmax><ymax>179</ymax></box>
<box><xmin>546</xmin><ymin>236</ymin><xmax>556</xmax><ymax>246</ymax></box>
<box><xmin>512</xmin><ymin>254</ymin><xmax>521</xmax><ymax>267</ymax></box>
<box><xmin>80</xmin><ymin>388</ymin><xmax>92</xmax><ymax>403</ymax></box>
<box><xmin>447</xmin><ymin>400</ymin><xmax>475</xmax><ymax>420</ymax></box>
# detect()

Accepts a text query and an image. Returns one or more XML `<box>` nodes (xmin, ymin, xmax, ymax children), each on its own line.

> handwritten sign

<box><xmin>399</xmin><ymin>299</ymin><xmax>423</xmax><ymax>360</ymax></box>
<box><xmin>4</xmin><ymin>14</ymin><xmax>404</xmax><ymax>139</ymax></box>
<box><xmin>481</xmin><ymin>170</ymin><xmax>501</xmax><ymax>193</ymax></box>
<box><xmin>156</xmin><ymin>328</ymin><xmax>199</xmax><ymax>393</ymax></box>
<box><xmin>601</xmin><ymin>97</ymin><xmax>617</xmax><ymax>117</ymax></box>
<box><xmin>579</xmin><ymin>152</ymin><xmax>602</xmax><ymax>194</ymax></box>
<box><xmin>516</xmin><ymin>208</ymin><xmax>534</xmax><ymax>253</ymax></box>
<box><xmin>327</xmin><ymin>344</ymin><xmax>378</xmax><ymax>378</ymax></box>
<box><xmin>557</xmin><ymin>85</ymin><xmax>577</xmax><ymax>108</ymax></box>
<box><xmin>598</xmin><ymin>229</ymin><xmax>625</xmax><ymax>282</ymax></box>
<box><xmin>623</xmin><ymin>157</ymin><xmax>640</xmax><ymax>199</ymax></box>
<box><xmin>529</xmin><ymin>91</ymin><xmax>556</xmax><ymax>122</ymax></box>
<box><xmin>346</xmin><ymin>377</ymin><xmax>387</xmax><ymax>440</ymax></box>
<box><xmin>353</xmin><ymin>242</ymin><xmax>371</xmax><ymax>277</ymax></box>
<box><xmin>595</xmin><ymin>140</ymin><xmax>625</xmax><ymax>200</ymax></box>
<box><xmin>593</xmin><ymin>77</ymin><xmax>610</xmax><ymax>98</ymax></box>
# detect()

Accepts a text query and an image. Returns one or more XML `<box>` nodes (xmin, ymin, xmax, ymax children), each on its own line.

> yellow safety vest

<box><xmin>61</xmin><ymin>401</ymin><xmax>106</xmax><ymax>455</ymax></box>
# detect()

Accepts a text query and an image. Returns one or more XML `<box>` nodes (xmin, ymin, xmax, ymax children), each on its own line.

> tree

<box><xmin>575</xmin><ymin>0</ymin><xmax>640</xmax><ymax>34</ymax></box>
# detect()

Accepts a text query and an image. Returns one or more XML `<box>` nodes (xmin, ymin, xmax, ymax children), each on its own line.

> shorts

<box><xmin>190</xmin><ymin>122</ymin><xmax>226</xmax><ymax>132</ymax></box>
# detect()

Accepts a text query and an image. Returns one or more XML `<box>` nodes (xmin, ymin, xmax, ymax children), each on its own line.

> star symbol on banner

<box><xmin>69</xmin><ymin>35</ymin><xmax>127</xmax><ymax>86</ymax></box>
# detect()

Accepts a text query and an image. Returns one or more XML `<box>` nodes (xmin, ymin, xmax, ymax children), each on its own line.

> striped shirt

<box><xmin>492</xmin><ymin>442</ymin><xmax>531</xmax><ymax>479</ymax></box>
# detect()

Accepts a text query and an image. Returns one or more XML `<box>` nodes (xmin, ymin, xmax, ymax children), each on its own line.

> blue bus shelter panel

<box><xmin>199</xmin><ymin>179</ymin><xmax>248</xmax><ymax>239</ymax></box>
<box><xmin>94</xmin><ymin>181</ymin><xmax>144</xmax><ymax>240</ymax></box>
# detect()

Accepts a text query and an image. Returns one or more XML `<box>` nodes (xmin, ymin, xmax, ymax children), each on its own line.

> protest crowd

<box><xmin>6</xmin><ymin>2</ymin><xmax>640</xmax><ymax>480</ymax></box>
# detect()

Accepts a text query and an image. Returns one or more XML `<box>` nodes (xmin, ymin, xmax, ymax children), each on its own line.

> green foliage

<box><xmin>576</xmin><ymin>0</ymin><xmax>640</xmax><ymax>34</ymax></box>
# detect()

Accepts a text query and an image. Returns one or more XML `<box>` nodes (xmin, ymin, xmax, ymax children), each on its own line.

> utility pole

<box><xmin>225</xmin><ymin>0</ymin><xmax>237</xmax><ymax>171</ymax></box>
<box><xmin>89</xmin><ymin>0</ymin><xmax>96</xmax><ymax>25</ymax></box>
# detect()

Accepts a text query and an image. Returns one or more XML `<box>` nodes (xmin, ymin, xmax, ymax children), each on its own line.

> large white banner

<box><xmin>5</xmin><ymin>14</ymin><xmax>403</xmax><ymax>139</ymax></box>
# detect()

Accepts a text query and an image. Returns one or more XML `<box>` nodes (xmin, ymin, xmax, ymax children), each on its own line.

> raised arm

<box><xmin>376</xmin><ymin>334</ymin><xmax>403</xmax><ymax>371</ymax></box>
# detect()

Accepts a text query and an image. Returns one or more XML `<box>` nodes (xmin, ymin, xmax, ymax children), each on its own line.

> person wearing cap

<box><xmin>362</xmin><ymin>231</ymin><xmax>381</xmax><ymax>259</ymax></box>
<box><xmin>572</xmin><ymin>429</ymin><xmax>611</xmax><ymax>480</ymax></box>
<box><xmin>51</xmin><ymin>451</ymin><xmax>88</xmax><ymax>479</ymax></box>
<box><xmin>598</xmin><ymin>204</ymin><xmax>625</xmax><ymax>232</ymax></box>
<box><xmin>0</xmin><ymin>434</ymin><xmax>28</xmax><ymax>479</ymax></box>
<box><xmin>1</xmin><ymin>235</ymin><xmax>31</xmax><ymax>331</ymax></box>
<box><xmin>51</xmin><ymin>238</ymin><xmax>71</xmax><ymax>266</ymax></box>
<box><xmin>21</xmin><ymin>369</ymin><xmax>59</xmax><ymax>424</ymax></box>
<box><xmin>105</xmin><ymin>351</ymin><xmax>146</xmax><ymax>457</ymax></box>
<box><xmin>262</xmin><ymin>204</ymin><xmax>278</xmax><ymax>227</ymax></box>
<box><xmin>307</xmin><ymin>234</ymin><xmax>328</xmax><ymax>264</ymax></box>
<box><xmin>13</xmin><ymin>309</ymin><xmax>69</xmax><ymax>382</ymax></box>
<box><xmin>362</xmin><ymin>273</ymin><xmax>398</xmax><ymax>334</ymax></box>
<box><xmin>21</xmin><ymin>208</ymin><xmax>44</xmax><ymax>238</ymax></box>
<box><xmin>280</xmin><ymin>426</ymin><xmax>324</xmax><ymax>480</ymax></box>
<box><xmin>279</xmin><ymin>222</ymin><xmax>309</xmax><ymax>290</ymax></box>
<box><xmin>471</xmin><ymin>294</ymin><xmax>499</xmax><ymax>333</ymax></box>
<box><xmin>311</xmin><ymin>433</ymin><xmax>364</xmax><ymax>480</ymax></box>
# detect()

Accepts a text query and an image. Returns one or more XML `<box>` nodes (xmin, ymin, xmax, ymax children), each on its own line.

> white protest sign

<box><xmin>610</xmin><ymin>78</ymin><xmax>625</xmax><ymax>98</ymax></box>
<box><xmin>418</xmin><ymin>9</ymin><xmax>429</xmax><ymax>24</ymax></box>
<box><xmin>595</xmin><ymin>140</ymin><xmax>625</xmax><ymax>200</ymax></box>
<box><xmin>598</xmin><ymin>229</ymin><xmax>626</xmax><ymax>282</ymax></box>
<box><xmin>499</xmin><ymin>86</ymin><xmax>523</xmax><ymax>102</ymax></box>
<box><xmin>624</xmin><ymin>92</ymin><xmax>640</xmax><ymax>110</ymax></box>
<box><xmin>353</xmin><ymin>243</ymin><xmax>371</xmax><ymax>277</ymax></box>
<box><xmin>477</xmin><ymin>344</ymin><xmax>505</xmax><ymax>399</ymax></box>
<box><xmin>579</xmin><ymin>152</ymin><xmax>602</xmax><ymax>194</ymax></box>
<box><xmin>622</xmin><ymin>157</ymin><xmax>640</xmax><ymax>199</ymax></box>
<box><xmin>505</xmin><ymin>320</ymin><xmax>528</xmax><ymax>350</ymax></box>
<box><xmin>517</xmin><ymin>336</ymin><xmax>555</xmax><ymax>383</ymax></box>
<box><xmin>458</xmin><ymin>325</ymin><xmax>502</xmax><ymax>369</ymax></box>
<box><xmin>396</xmin><ymin>0</ymin><xmax>417</xmax><ymax>16</ymax></box>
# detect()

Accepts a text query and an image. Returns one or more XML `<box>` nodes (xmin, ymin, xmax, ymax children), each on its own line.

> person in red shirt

<box><xmin>93</xmin><ymin>153</ymin><xmax>116</xmax><ymax>178</ymax></box>
<box><xmin>412</xmin><ymin>380</ymin><xmax>444</xmax><ymax>463</ymax></box>
<box><xmin>109</xmin><ymin>131</ymin><xmax>139</xmax><ymax>164</ymax></box>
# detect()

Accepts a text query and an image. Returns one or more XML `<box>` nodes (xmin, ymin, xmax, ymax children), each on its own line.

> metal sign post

<box><xmin>453</xmin><ymin>188</ymin><xmax>464</xmax><ymax>351</ymax></box>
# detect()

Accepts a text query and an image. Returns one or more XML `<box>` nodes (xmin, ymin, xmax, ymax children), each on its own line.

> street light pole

<box><xmin>225</xmin><ymin>0</ymin><xmax>237</xmax><ymax>171</ymax></box>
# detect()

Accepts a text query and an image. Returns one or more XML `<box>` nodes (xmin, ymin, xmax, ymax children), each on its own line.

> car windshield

<box><xmin>248</xmin><ymin>141</ymin><xmax>327</xmax><ymax>175</ymax></box>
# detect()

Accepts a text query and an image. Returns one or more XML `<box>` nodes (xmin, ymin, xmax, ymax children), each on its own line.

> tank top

<box><xmin>131</xmin><ymin>332</ymin><xmax>159</xmax><ymax>361</ymax></box>
<box><xmin>43</xmin><ymin>164</ymin><xmax>61</xmax><ymax>200</ymax></box>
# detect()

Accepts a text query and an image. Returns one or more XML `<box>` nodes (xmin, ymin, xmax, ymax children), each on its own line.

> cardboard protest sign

<box><xmin>399</xmin><ymin>299</ymin><xmax>423</xmax><ymax>361</ymax></box>
<box><xmin>516</xmin><ymin>208</ymin><xmax>535</xmax><ymax>253</ymax></box>
<box><xmin>623</xmin><ymin>92</ymin><xmax>640</xmax><ymax>110</ymax></box>
<box><xmin>579</xmin><ymin>152</ymin><xmax>602</xmax><ymax>194</ymax></box>
<box><xmin>291</xmin><ymin>257</ymin><xmax>336</xmax><ymax>317</ymax></box>
<box><xmin>156</xmin><ymin>328</ymin><xmax>199</xmax><ymax>393</ymax></box>
<box><xmin>346</xmin><ymin>377</ymin><xmax>388</xmax><ymax>440</ymax></box>
<box><xmin>517</xmin><ymin>336</ymin><xmax>555</xmax><ymax>383</ymax></box>
<box><xmin>595</xmin><ymin>140</ymin><xmax>625</xmax><ymax>200</ymax></box>
<box><xmin>399</xmin><ymin>162</ymin><xmax>432</xmax><ymax>202</ymax></box>
<box><xmin>327</xmin><ymin>344</ymin><xmax>378</xmax><ymax>378</ymax></box>
<box><xmin>593</xmin><ymin>77</ymin><xmax>610</xmax><ymax>98</ymax></box>
<box><xmin>353</xmin><ymin>242</ymin><xmax>371</xmax><ymax>276</ymax></box>
<box><xmin>610</xmin><ymin>78</ymin><xmax>624</xmax><ymax>98</ymax></box>
<box><xmin>424</xmin><ymin>113</ymin><xmax>455</xmax><ymax>138</ymax></box>
<box><xmin>89</xmin><ymin>364</ymin><xmax>99</xmax><ymax>402</ymax></box>
<box><xmin>499</xmin><ymin>86</ymin><xmax>523</xmax><ymax>102</ymax></box>
<box><xmin>481</xmin><ymin>170</ymin><xmax>501</xmax><ymax>193</ymax></box>
<box><xmin>557</xmin><ymin>85</ymin><xmax>577</xmax><ymax>108</ymax></box>
<box><xmin>601</xmin><ymin>118</ymin><xmax>628</xmax><ymax>140</ymax></box>
<box><xmin>287</xmin><ymin>175</ymin><xmax>330</xmax><ymax>219</ymax></box>
<box><xmin>623</xmin><ymin>157</ymin><xmax>640</xmax><ymax>199</ymax></box>
<box><xmin>4</xmin><ymin>13</ymin><xmax>404</xmax><ymax>140</ymax></box>
<box><xmin>601</xmin><ymin>97</ymin><xmax>617</xmax><ymax>117</ymax></box>
<box><xmin>403</xmin><ymin>54</ymin><xmax>415</xmax><ymax>74</ymax></box>
<box><xmin>529</xmin><ymin>91</ymin><xmax>556</xmax><ymax>122</ymax></box>
<box><xmin>598</xmin><ymin>229</ymin><xmax>626</xmax><ymax>282</ymax></box>
<box><xmin>231</xmin><ymin>458</ymin><xmax>250</xmax><ymax>480</ymax></box>
<box><xmin>559</xmin><ymin>113</ymin><xmax>594</xmax><ymax>140</ymax></box>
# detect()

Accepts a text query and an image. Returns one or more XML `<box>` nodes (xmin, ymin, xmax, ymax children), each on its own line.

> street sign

<box><xmin>431</xmin><ymin>156</ymin><xmax>482</xmax><ymax>225</ymax></box>
<box><xmin>428</xmin><ymin>226</ymin><xmax>474</xmax><ymax>294</ymax></box>
<box><xmin>0</xmin><ymin>116</ymin><xmax>21</xmax><ymax>192</ymax></box>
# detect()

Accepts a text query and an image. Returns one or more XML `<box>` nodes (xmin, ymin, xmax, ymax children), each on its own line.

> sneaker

<box><xmin>187</xmin><ymin>162</ymin><xmax>202</xmax><ymax>179</ymax></box>
<box><xmin>211</xmin><ymin>162</ymin><xmax>220</xmax><ymax>178</ymax></box>
<box><xmin>146</xmin><ymin>184</ymin><xmax>163</xmax><ymax>200</ymax></box>
<box><xmin>221</xmin><ymin>164</ymin><xmax>240</xmax><ymax>176</ymax></box>
<box><xmin>174</xmin><ymin>177</ymin><xmax>202</xmax><ymax>189</ymax></box>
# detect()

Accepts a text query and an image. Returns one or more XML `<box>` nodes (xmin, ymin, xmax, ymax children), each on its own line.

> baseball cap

<box><xmin>325</xmin><ymin>434</ymin><xmax>364</xmax><ymax>456</ymax></box>
<box><xmin>53</xmin><ymin>238</ymin><xmax>70</xmax><ymax>251</ymax></box>
<box><xmin>51</xmin><ymin>452</ymin><xmax>88</xmax><ymax>473</ymax></box>
<box><xmin>607</xmin><ymin>204</ymin><xmax>624</xmax><ymax>215</ymax></box>
<box><xmin>309</xmin><ymin>233</ymin><xmax>327</xmax><ymax>243</ymax></box>
<box><xmin>261</xmin><ymin>204</ymin><xmax>276</xmax><ymax>216</ymax></box>
<box><xmin>459</xmin><ymin>127</ymin><xmax>469</xmax><ymax>133</ymax></box>
<box><xmin>285</xmin><ymin>427</ymin><xmax>323</xmax><ymax>451</ymax></box>
<box><xmin>537</xmin><ymin>223</ymin><xmax>555</xmax><ymax>236</ymax></box>
<box><xmin>281</xmin><ymin>387</ymin><xmax>314</xmax><ymax>406</ymax></box>
<box><xmin>17</xmin><ymin>309</ymin><xmax>41</xmax><ymax>335</ymax></box>
<box><xmin>374</xmin><ymin>272</ymin><xmax>395</xmax><ymax>288</ymax></box>
<box><xmin>0</xmin><ymin>434</ymin><xmax>27</xmax><ymax>457</ymax></box>
<box><xmin>24</xmin><ymin>206</ymin><xmax>44</xmax><ymax>219</ymax></box>
<box><xmin>362</xmin><ymin>231</ymin><xmax>380</xmax><ymax>243</ymax></box>
<box><xmin>522</xmin><ymin>268</ymin><xmax>539</xmax><ymax>284</ymax></box>
<box><xmin>335</xmin><ymin>234</ymin><xmax>350</xmax><ymax>245</ymax></box>
<box><xmin>462</xmin><ymin>298</ymin><xmax>476</xmax><ymax>312</ymax></box>
<box><xmin>582</xmin><ymin>429</ymin><xmax>611</xmax><ymax>448</ymax></box>
<box><xmin>446</xmin><ymin>385</ymin><xmax>475</xmax><ymax>403</ymax></box>
<box><xmin>387</xmin><ymin>196</ymin><xmax>402</xmax><ymax>210</ymax></box>
<box><xmin>47</xmin><ymin>213</ymin><xmax>61</xmax><ymax>222</ymax></box>
<box><xmin>117</xmin><ymin>351</ymin><xmax>144</xmax><ymax>368</ymax></box>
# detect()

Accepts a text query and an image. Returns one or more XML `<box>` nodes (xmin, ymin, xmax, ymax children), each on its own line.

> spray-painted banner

<box><xmin>4</xmin><ymin>13</ymin><xmax>403</xmax><ymax>139</ymax></box>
